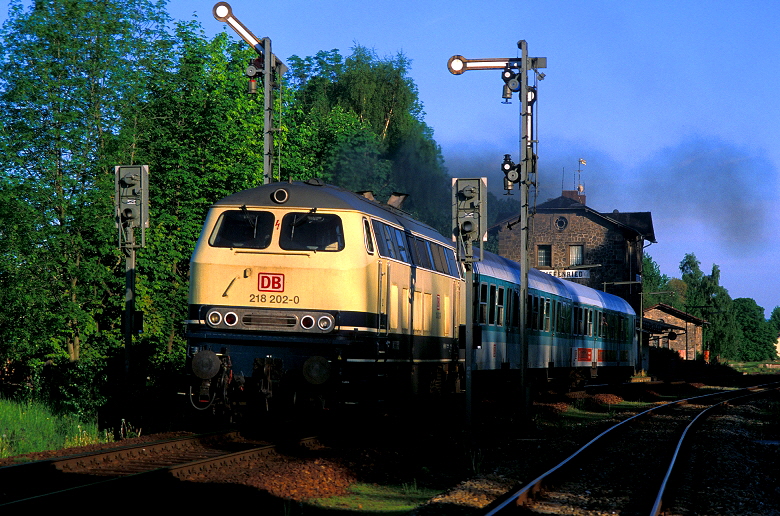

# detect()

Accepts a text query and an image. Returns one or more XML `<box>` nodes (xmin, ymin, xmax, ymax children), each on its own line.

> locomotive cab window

<box><xmin>279</xmin><ymin>212</ymin><xmax>344</xmax><ymax>251</ymax></box>
<box><xmin>209</xmin><ymin>209</ymin><xmax>275</xmax><ymax>249</ymax></box>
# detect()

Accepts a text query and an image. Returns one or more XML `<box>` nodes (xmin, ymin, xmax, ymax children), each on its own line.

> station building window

<box><xmin>537</xmin><ymin>245</ymin><xmax>551</xmax><ymax>267</ymax></box>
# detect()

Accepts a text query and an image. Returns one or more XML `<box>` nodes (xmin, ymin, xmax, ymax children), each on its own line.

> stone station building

<box><xmin>491</xmin><ymin>189</ymin><xmax>656</xmax><ymax>315</ymax></box>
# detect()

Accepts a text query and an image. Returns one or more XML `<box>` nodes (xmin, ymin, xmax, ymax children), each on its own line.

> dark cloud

<box><xmin>626</xmin><ymin>138</ymin><xmax>776</xmax><ymax>251</ymax></box>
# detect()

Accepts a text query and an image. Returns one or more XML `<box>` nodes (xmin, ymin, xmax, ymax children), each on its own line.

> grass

<box><xmin>306</xmin><ymin>482</ymin><xmax>440</xmax><ymax>513</ymax></box>
<box><xmin>723</xmin><ymin>361</ymin><xmax>780</xmax><ymax>374</ymax></box>
<box><xmin>0</xmin><ymin>398</ymin><xmax>113</xmax><ymax>460</ymax></box>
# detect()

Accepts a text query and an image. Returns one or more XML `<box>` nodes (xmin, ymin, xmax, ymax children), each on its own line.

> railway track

<box><xmin>483</xmin><ymin>382</ymin><xmax>780</xmax><ymax>516</ymax></box>
<box><xmin>0</xmin><ymin>431</ymin><xmax>319</xmax><ymax>510</ymax></box>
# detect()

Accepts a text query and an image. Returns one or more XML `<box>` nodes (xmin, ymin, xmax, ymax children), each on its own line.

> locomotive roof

<box><xmin>213</xmin><ymin>179</ymin><xmax>448</xmax><ymax>245</ymax></box>
<box><xmin>476</xmin><ymin>251</ymin><xmax>635</xmax><ymax>315</ymax></box>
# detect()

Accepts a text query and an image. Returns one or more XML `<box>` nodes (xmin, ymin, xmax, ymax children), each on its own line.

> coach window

<box><xmin>280</xmin><ymin>213</ymin><xmax>344</xmax><ymax>251</ymax></box>
<box><xmin>575</xmin><ymin>306</ymin><xmax>584</xmax><ymax>335</ymax></box>
<box><xmin>478</xmin><ymin>283</ymin><xmax>488</xmax><ymax>324</ymax></box>
<box><xmin>586</xmin><ymin>309</ymin><xmax>593</xmax><ymax>337</ymax></box>
<box><xmin>496</xmin><ymin>287</ymin><xmax>505</xmax><ymax>326</ymax></box>
<box><xmin>209</xmin><ymin>210</ymin><xmax>275</xmax><ymax>249</ymax></box>
<box><xmin>363</xmin><ymin>218</ymin><xmax>375</xmax><ymax>254</ymax></box>
<box><xmin>511</xmin><ymin>290</ymin><xmax>520</xmax><ymax>328</ymax></box>
<box><xmin>488</xmin><ymin>284</ymin><xmax>497</xmax><ymax>325</ymax></box>
<box><xmin>543</xmin><ymin>298</ymin><xmax>551</xmax><ymax>332</ymax></box>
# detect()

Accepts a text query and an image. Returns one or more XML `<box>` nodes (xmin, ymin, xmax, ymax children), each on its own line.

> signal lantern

<box><xmin>501</xmin><ymin>154</ymin><xmax>519</xmax><ymax>183</ymax></box>
<box><xmin>115</xmin><ymin>165</ymin><xmax>148</xmax><ymax>230</ymax></box>
<box><xmin>501</xmin><ymin>67</ymin><xmax>521</xmax><ymax>92</ymax></box>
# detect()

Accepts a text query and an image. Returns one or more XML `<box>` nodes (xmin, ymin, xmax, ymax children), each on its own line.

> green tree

<box><xmin>769</xmin><ymin>306</ymin><xmax>780</xmax><ymax>336</ymax></box>
<box><xmin>733</xmin><ymin>298</ymin><xmax>777</xmax><ymax>361</ymax></box>
<box><xmin>678</xmin><ymin>254</ymin><xmax>741</xmax><ymax>361</ymax></box>
<box><xmin>126</xmin><ymin>25</ymin><xmax>268</xmax><ymax>381</ymax></box>
<box><xmin>641</xmin><ymin>254</ymin><xmax>680</xmax><ymax>310</ymax></box>
<box><xmin>284</xmin><ymin>45</ymin><xmax>450</xmax><ymax>232</ymax></box>
<box><xmin>0</xmin><ymin>0</ymin><xmax>173</xmax><ymax>413</ymax></box>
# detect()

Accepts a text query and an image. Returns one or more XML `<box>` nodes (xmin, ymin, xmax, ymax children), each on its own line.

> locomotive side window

<box><xmin>414</xmin><ymin>238</ymin><xmax>432</xmax><ymax>269</ymax></box>
<box><xmin>363</xmin><ymin>218</ymin><xmax>375</xmax><ymax>254</ymax></box>
<box><xmin>444</xmin><ymin>247</ymin><xmax>461</xmax><ymax>278</ymax></box>
<box><xmin>369</xmin><ymin>220</ymin><xmax>460</xmax><ymax>278</ymax></box>
<box><xmin>279</xmin><ymin>213</ymin><xmax>344</xmax><ymax>251</ymax></box>
<box><xmin>393</xmin><ymin>229</ymin><xmax>410</xmax><ymax>262</ymax></box>
<box><xmin>380</xmin><ymin>223</ymin><xmax>398</xmax><ymax>259</ymax></box>
<box><xmin>430</xmin><ymin>243</ymin><xmax>448</xmax><ymax>274</ymax></box>
<box><xmin>209</xmin><ymin>210</ymin><xmax>275</xmax><ymax>249</ymax></box>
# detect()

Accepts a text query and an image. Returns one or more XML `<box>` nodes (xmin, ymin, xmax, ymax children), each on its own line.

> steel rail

<box><xmin>483</xmin><ymin>382</ymin><xmax>780</xmax><ymax>515</ymax></box>
<box><xmin>650</xmin><ymin>385</ymin><xmax>780</xmax><ymax>516</ymax></box>
<box><xmin>0</xmin><ymin>433</ymin><xmax>319</xmax><ymax>508</ymax></box>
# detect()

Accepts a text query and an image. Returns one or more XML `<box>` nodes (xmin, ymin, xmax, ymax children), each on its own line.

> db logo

<box><xmin>258</xmin><ymin>273</ymin><xmax>284</xmax><ymax>292</ymax></box>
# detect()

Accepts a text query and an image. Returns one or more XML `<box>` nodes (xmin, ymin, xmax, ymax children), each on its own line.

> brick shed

<box><xmin>644</xmin><ymin>304</ymin><xmax>708</xmax><ymax>360</ymax></box>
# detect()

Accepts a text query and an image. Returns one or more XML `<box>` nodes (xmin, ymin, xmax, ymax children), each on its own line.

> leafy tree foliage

<box><xmin>677</xmin><ymin>254</ymin><xmax>742</xmax><ymax>361</ymax></box>
<box><xmin>641</xmin><ymin>254</ymin><xmax>681</xmax><ymax>310</ymax></box>
<box><xmin>769</xmin><ymin>306</ymin><xmax>780</xmax><ymax>336</ymax></box>
<box><xmin>0</xmin><ymin>0</ymin><xmax>174</xmax><ymax>414</ymax></box>
<box><xmin>284</xmin><ymin>45</ymin><xmax>450</xmax><ymax>232</ymax></box>
<box><xmin>128</xmin><ymin>25</ymin><xmax>267</xmax><ymax>384</ymax></box>
<box><xmin>0</xmin><ymin>4</ymin><xmax>456</xmax><ymax>416</ymax></box>
<box><xmin>733</xmin><ymin>298</ymin><xmax>777</xmax><ymax>361</ymax></box>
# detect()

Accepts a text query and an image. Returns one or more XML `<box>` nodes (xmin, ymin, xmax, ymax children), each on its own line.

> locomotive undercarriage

<box><xmin>186</xmin><ymin>330</ymin><xmax>462</xmax><ymax>420</ymax></box>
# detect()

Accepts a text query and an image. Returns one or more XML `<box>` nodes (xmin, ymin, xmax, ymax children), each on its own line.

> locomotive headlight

<box><xmin>224</xmin><ymin>312</ymin><xmax>238</xmax><ymax>326</ymax></box>
<box><xmin>207</xmin><ymin>310</ymin><xmax>223</xmax><ymax>327</ymax></box>
<box><xmin>317</xmin><ymin>315</ymin><xmax>334</xmax><ymax>332</ymax></box>
<box><xmin>300</xmin><ymin>315</ymin><xmax>315</xmax><ymax>330</ymax></box>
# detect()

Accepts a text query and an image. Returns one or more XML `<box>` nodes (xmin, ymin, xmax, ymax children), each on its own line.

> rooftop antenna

<box><xmin>577</xmin><ymin>158</ymin><xmax>586</xmax><ymax>193</ymax></box>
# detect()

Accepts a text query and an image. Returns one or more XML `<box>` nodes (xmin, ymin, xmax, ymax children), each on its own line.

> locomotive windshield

<box><xmin>209</xmin><ymin>209</ymin><xmax>275</xmax><ymax>249</ymax></box>
<box><xmin>279</xmin><ymin>212</ymin><xmax>344</xmax><ymax>251</ymax></box>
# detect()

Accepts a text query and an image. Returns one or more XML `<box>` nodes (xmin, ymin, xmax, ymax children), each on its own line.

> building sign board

<box><xmin>542</xmin><ymin>269</ymin><xmax>591</xmax><ymax>279</ymax></box>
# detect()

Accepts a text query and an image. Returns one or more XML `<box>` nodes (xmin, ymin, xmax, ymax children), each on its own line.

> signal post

<box><xmin>449</xmin><ymin>41</ymin><xmax>546</xmax><ymax>418</ymax></box>
<box><xmin>452</xmin><ymin>178</ymin><xmax>487</xmax><ymax>428</ymax></box>
<box><xmin>213</xmin><ymin>2</ymin><xmax>287</xmax><ymax>184</ymax></box>
<box><xmin>115</xmin><ymin>165</ymin><xmax>149</xmax><ymax>374</ymax></box>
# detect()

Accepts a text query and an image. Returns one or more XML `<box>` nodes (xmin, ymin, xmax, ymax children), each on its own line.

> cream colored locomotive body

<box><xmin>186</xmin><ymin>180</ymin><xmax>465</xmax><ymax>411</ymax></box>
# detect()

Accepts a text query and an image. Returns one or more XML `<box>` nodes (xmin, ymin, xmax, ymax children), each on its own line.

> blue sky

<box><xmin>3</xmin><ymin>0</ymin><xmax>779</xmax><ymax>315</ymax></box>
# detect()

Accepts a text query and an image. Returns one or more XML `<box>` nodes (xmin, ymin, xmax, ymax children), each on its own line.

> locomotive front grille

<box><xmin>242</xmin><ymin>313</ymin><xmax>298</xmax><ymax>328</ymax></box>
<box><xmin>201</xmin><ymin>306</ymin><xmax>336</xmax><ymax>333</ymax></box>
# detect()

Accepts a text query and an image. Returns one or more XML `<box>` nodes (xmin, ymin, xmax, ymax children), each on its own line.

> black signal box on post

<box><xmin>115</xmin><ymin>165</ymin><xmax>149</xmax><ymax>248</ymax></box>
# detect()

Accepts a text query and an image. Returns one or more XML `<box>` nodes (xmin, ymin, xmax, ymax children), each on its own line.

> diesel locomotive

<box><xmin>184</xmin><ymin>179</ymin><xmax>637</xmax><ymax>416</ymax></box>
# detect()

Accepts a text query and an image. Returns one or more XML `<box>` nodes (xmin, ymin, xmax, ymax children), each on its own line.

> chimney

<box><xmin>386</xmin><ymin>192</ymin><xmax>408</xmax><ymax>209</ymax></box>
<box><xmin>357</xmin><ymin>191</ymin><xmax>375</xmax><ymax>201</ymax></box>
<box><xmin>562</xmin><ymin>189</ymin><xmax>586</xmax><ymax>205</ymax></box>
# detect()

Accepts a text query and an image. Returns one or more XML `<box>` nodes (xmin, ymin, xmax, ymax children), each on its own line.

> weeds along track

<box><xmin>0</xmin><ymin>431</ymin><xmax>320</xmax><ymax>510</ymax></box>
<box><xmin>483</xmin><ymin>382</ymin><xmax>780</xmax><ymax>516</ymax></box>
